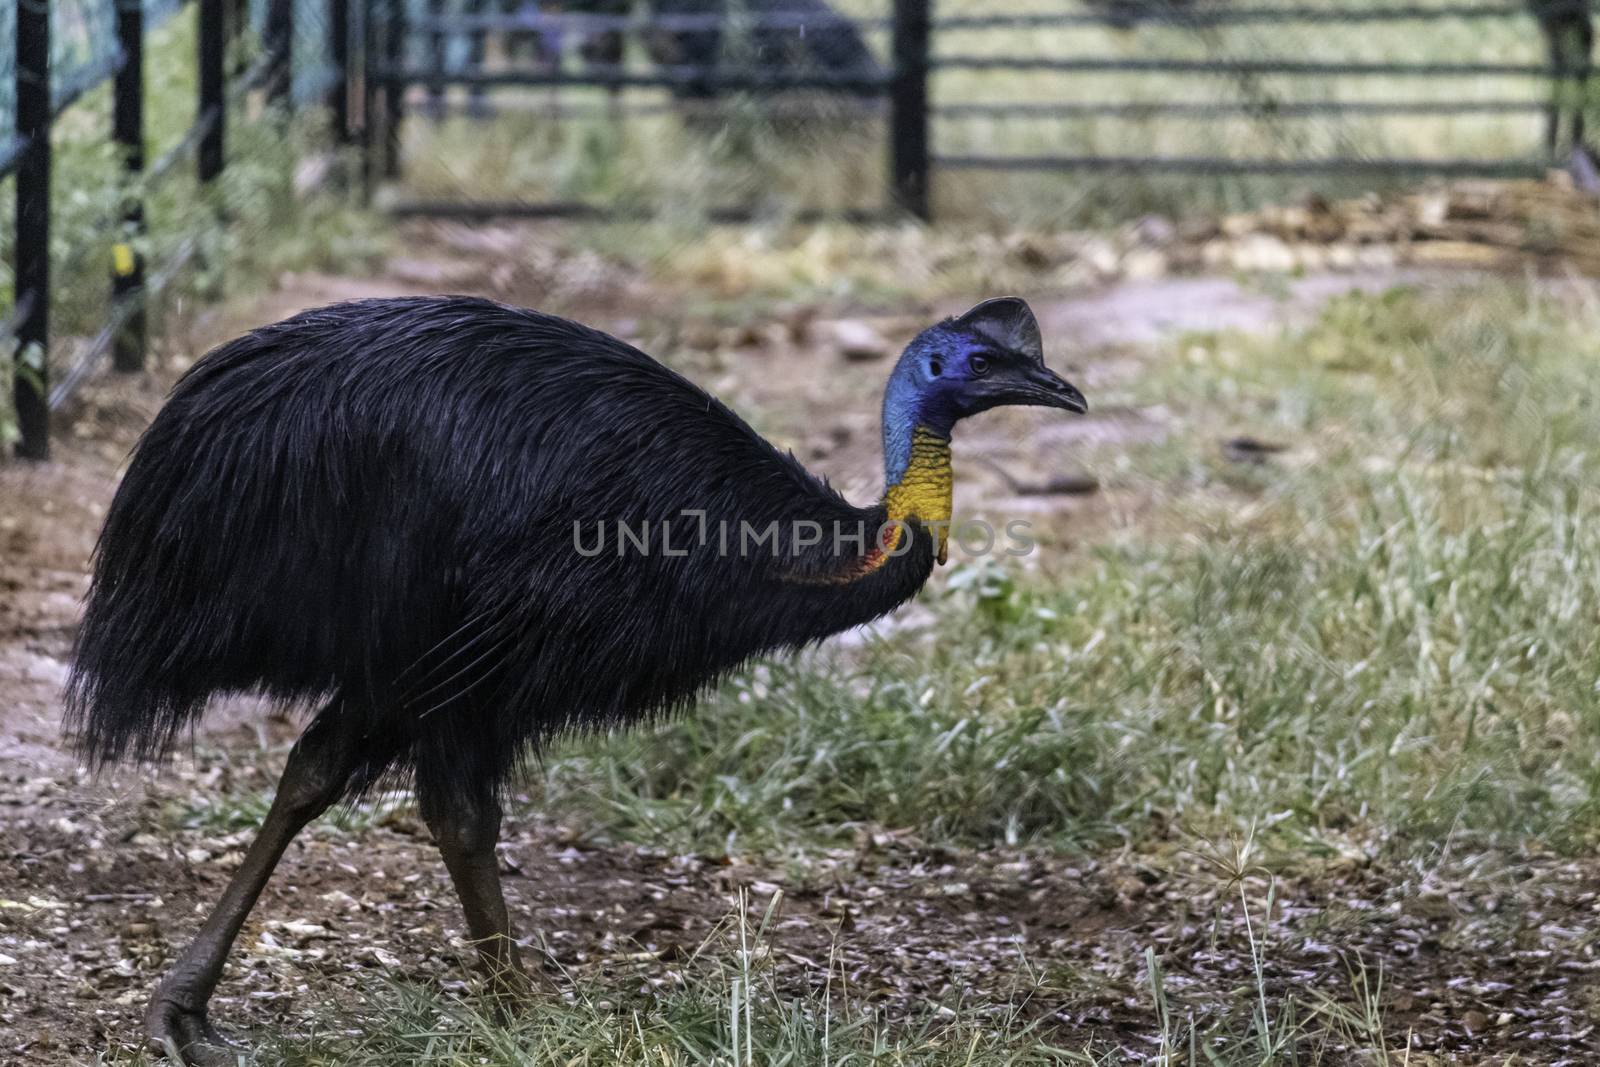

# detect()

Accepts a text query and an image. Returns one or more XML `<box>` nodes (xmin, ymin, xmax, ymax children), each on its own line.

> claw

<box><xmin>481</xmin><ymin>950</ymin><xmax>553</xmax><ymax>1022</ymax></box>
<box><xmin>147</xmin><ymin>993</ymin><xmax>238</xmax><ymax>1066</ymax></box>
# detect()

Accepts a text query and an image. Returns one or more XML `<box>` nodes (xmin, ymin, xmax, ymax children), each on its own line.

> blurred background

<box><xmin>5</xmin><ymin>0</ymin><xmax>1600</xmax><ymax>454</ymax></box>
<box><xmin>6</xmin><ymin>2</ymin><xmax>1600</xmax><ymax>1064</ymax></box>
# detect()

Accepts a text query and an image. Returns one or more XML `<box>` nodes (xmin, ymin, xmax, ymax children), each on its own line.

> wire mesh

<box><xmin>0</xmin><ymin>0</ymin><xmax>339</xmax><ymax>146</ymax></box>
<box><xmin>927</xmin><ymin>0</ymin><xmax>1588</xmax><ymax>223</ymax></box>
<box><xmin>245</xmin><ymin>0</ymin><xmax>339</xmax><ymax>100</ymax></box>
<box><xmin>0</xmin><ymin>0</ymin><xmax>206</xmax><ymax>143</ymax></box>
<box><xmin>386</xmin><ymin>0</ymin><xmax>894</xmax><ymax>216</ymax></box>
<box><xmin>379</xmin><ymin>0</ymin><xmax>1594</xmax><ymax>223</ymax></box>
<box><xmin>0</xmin><ymin>0</ymin><xmax>352</xmax><ymax>442</ymax></box>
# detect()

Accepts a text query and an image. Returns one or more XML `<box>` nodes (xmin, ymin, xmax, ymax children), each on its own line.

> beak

<box><xmin>1015</xmin><ymin>363</ymin><xmax>1088</xmax><ymax>414</ymax></box>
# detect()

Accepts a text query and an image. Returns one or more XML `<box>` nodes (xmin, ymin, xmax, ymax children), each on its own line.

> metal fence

<box><xmin>367</xmin><ymin>0</ymin><xmax>1595</xmax><ymax>219</ymax></box>
<box><xmin>932</xmin><ymin>2</ymin><xmax>1592</xmax><ymax>177</ymax></box>
<box><xmin>1</xmin><ymin>0</ymin><xmax>352</xmax><ymax>460</ymax></box>
<box><xmin>6</xmin><ymin>0</ymin><xmax>1597</xmax><ymax>459</ymax></box>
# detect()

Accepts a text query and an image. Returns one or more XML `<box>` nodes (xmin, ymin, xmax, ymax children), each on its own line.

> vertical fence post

<box><xmin>890</xmin><ymin>0</ymin><xmax>931</xmax><ymax>221</ymax></box>
<box><xmin>360</xmin><ymin>0</ymin><xmax>377</xmax><ymax>200</ymax></box>
<box><xmin>228</xmin><ymin>0</ymin><xmax>250</xmax><ymax>75</ymax></box>
<box><xmin>330</xmin><ymin>0</ymin><xmax>351</xmax><ymax>142</ymax></box>
<box><xmin>199</xmin><ymin>0</ymin><xmax>226</xmax><ymax>183</ymax></box>
<box><xmin>382</xmin><ymin>0</ymin><xmax>405</xmax><ymax>178</ymax></box>
<box><xmin>13</xmin><ymin>0</ymin><xmax>51</xmax><ymax>459</ymax></box>
<box><xmin>267</xmin><ymin>0</ymin><xmax>295</xmax><ymax>107</ymax></box>
<box><xmin>113</xmin><ymin>0</ymin><xmax>147</xmax><ymax>374</ymax></box>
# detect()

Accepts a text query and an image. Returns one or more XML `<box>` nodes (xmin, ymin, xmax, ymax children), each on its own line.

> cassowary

<box><xmin>66</xmin><ymin>295</ymin><xmax>1085</xmax><ymax>1063</ymax></box>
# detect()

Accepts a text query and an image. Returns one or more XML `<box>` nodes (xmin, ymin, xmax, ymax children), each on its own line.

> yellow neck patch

<box><xmin>786</xmin><ymin>427</ymin><xmax>953</xmax><ymax>586</ymax></box>
<box><xmin>884</xmin><ymin>427</ymin><xmax>953</xmax><ymax>565</ymax></box>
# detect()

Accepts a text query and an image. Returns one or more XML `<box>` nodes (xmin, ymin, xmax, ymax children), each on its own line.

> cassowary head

<box><xmin>883</xmin><ymin>297</ymin><xmax>1087</xmax><ymax>453</ymax></box>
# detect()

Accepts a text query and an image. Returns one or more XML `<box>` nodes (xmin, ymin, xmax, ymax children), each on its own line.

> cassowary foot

<box><xmin>478</xmin><ymin>951</ymin><xmax>556</xmax><ymax>1021</ymax></box>
<box><xmin>147</xmin><ymin>992</ymin><xmax>238</xmax><ymax>1066</ymax></box>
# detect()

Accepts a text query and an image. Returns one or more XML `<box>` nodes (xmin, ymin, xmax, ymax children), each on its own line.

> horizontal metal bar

<box><xmin>387</xmin><ymin>199</ymin><xmax>887</xmax><ymax>224</ymax></box>
<box><xmin>934</xmin><ymin>99</ymin><xmax>1554</xmax><ymax>119</ymax></box>
<box><xmin>381</xmin><ymin>65</ymin><xmax>889</xmax><ymax>91</ymax></box>
<box><xmin>933</xmin><ymin>3</ymin><xmax>1590</xmax><ymax>29</ymax></box>
<box><xmin>933</xmin><ymin>56</ymin><xmax>1562</xmax><ymax>77</ymax></box>
<box><xmin>395</xmin><ymin>2</ymin><xmax>1587</xmax><ymax>33</ymax></box>
<box><xmin>406</xmin><ymin>10</ymin><xmax>890</xmax><ymax>34</ymax></box>
<box><xmin>466</xmin><ymin>99</ymin><xmax>681</xmax><ymax>119</ymax></box>
<box><xmin>932</xmin><ymin>153</ymin><xmax>1548</xmax><ymax>177</ymax></box>
<box><xmin>0</xmin><ymin>134</ymin><xmax>30</xmax><ymax>178</ymax></box>
<box><xmin>50</xmin><ymin>237</ymin><xmax>199</xmax><ymax>411</ymax></box>
<box><xmin>404</xmin><ymin>93</ymin><xmax>885</xmax><ymax>121</ymax></box>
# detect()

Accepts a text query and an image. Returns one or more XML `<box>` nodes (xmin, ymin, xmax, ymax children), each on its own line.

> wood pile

<box><xmin>1148</xmin><ymin>170</ymin><xmax>1600</xmax><ymax>276</ymax></box>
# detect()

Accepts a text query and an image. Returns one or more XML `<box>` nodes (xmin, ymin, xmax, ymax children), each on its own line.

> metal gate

<box><xmin>365</xmin><ymin>1</ymin><xmax>1593</xmax><ymax>221</ymax></box>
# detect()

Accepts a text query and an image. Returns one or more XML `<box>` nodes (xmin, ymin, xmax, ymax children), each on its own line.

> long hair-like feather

<box><xmin>66</xmin><ymin>297</ymin><xmax>934</xmax><ymax>807</ymax></box>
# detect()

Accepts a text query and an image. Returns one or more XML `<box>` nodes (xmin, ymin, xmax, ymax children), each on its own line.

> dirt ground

<box><xmin>3</xmin><ymin>226</ymin><xmax>1595</xmax><ymax>1064</ymax></box>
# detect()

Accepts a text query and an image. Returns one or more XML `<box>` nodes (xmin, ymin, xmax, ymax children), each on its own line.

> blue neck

<box><xmin>883</xmin><ymin>372</ymin><xmax>954</xmax><ymax>486</ymax></box>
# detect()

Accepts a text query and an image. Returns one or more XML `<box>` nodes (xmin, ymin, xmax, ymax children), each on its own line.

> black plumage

<box><xmin>69</xmin><ymin>296</ymin><xmax>929</xmax><ymax>803</ymax></box>
<box><xmin>66</xmin><ymin>294</ymin><xmax>1085</xmax><ymax>1063</ymax></box>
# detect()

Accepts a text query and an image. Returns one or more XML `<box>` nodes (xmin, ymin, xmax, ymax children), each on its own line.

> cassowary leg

<box><xmin>146</xmin><ymin>707</ymin><xmax>361</xmax><ymax>1065</ymax></box>
<box><xmin>420</xmin><ymin>787</ymin><xmax>532</xmax><ymax>997</ymax></box>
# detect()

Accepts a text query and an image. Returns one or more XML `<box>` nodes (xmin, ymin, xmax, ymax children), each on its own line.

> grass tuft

<box><xmin>538</xmin><ymin>280</ymin><xmax>1600</xmax><ymax>859</ymax></box>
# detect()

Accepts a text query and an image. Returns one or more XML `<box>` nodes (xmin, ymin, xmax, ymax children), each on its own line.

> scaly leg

<box><xmin>147</xmin><ymin>707</ymin><xmax>362</xmax><ymax>1065</ymax></box>
<box><xmin>420</xmin><ymin>786</ymin><xmax>534</xmax><ymax>998</ymax></box>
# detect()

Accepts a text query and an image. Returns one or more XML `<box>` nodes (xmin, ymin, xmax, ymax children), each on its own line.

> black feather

<box><xmin>65</xmin><ymin>296</ymin><xmax>935</xmax><ymax>807</ymax></box>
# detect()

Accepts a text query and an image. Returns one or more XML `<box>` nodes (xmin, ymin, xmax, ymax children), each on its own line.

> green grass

<box><xmin>162</xmin><ymin>281</ymin><xmax>1600</xmax><ymax>870</ymax></box>
<box><xmin>927</xmin><ymin>0</ymin><xmax>1559</xmax><ymax>224</ymax></box>
<box><xmin>115</xmin><ymin>946</ymin><xmax>1091</xmax><ymax>1066</ymax></box>
<box><xmin>258</xmin><ymin>964</ymin><xmax>1080</xmax><ymax>1066</ymax></box>
<box><xmin>144</xmin><ymin>277</ymin><xmax>1599</xmax><ymax>1065</ymax></box>
<box><xmin>105</xmin><ymin>866</ymin><xmax>1400</xmax><ymax>1066</ymax></box>
<box><xmin>530</xmin><ymin>281</ymin><xmax>1600</xmax><ymax>863</ymax></box>
<box><xmin>140</xmin><ymin>278</ymin><xmax>1599</xmax><ymax>1066</ymax></box>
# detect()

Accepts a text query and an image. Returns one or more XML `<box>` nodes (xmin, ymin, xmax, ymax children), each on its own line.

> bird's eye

<box><xmin>929</xmin><ymin>359</ymin><xmax>943</xmax><ymax>377</ymax></box>
<box><xmin>969</xmin><ymin>355</ymin><xmax>990</xmax><ymax>376</ymax></box>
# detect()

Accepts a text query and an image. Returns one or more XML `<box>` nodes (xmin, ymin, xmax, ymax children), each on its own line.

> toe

<box><xmin>148</xmin><ymin>998</ymin><xmax>237</xmax><ymax>1067</ymax></box>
